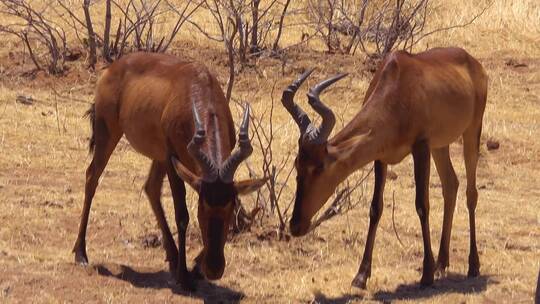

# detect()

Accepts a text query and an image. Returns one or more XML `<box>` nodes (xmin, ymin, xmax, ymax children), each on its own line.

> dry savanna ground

<box><xmin>0</xmin><ymin>0</ymin><xmax>539</xmax><ymax>303</ymax></box>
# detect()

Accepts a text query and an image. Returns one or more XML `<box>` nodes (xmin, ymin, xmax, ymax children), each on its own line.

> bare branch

<box><xmin>83</xmin><ymin>0</ymin><xmax>97</xmax><ymax>69</ymax></box>
<box><xmin>272</xmin><ymin>0</ymin><xmax>291</xmax><ymax>52</ymax></box>
<box><xmin>0</xmin><ymin>0</ymin><xmax>67</xmax><ymax>74</ymax></box>
<box><xmin>392</xmin><ymin>190</ymin><xmax>405</xmax><ymax>247</ymax></box>
<box><xmin>406</xmin><ymin>0</ymin><xmax>493</xmax><ymax>50</ymax></box>
<box><xmin>308</xmin><ymin>166</ymin><xmax>373</xmax><ymax>232</ymax></box>
<box><xmin>103</xmin><ymin>0</ymin><xmax>112</xmax><ymax>61</ymax></box>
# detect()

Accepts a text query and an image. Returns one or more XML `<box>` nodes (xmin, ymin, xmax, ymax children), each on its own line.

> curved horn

<box><xmin>281</xmin><ymin>69</ymin><xmax>315</xmax><ymax>135</ymax></box>
<box><xmin>187</xmin><ymin>102</ymin><xmax>218</xmax><ymax>182</ymax></box>
<box><xmin>304</xmin><ymin>73</ymin><xmax>348</xmax><ymax>145</ymax></box>
<box><xmin>219</xmin><ymin>104</ymin><xmax>253</xmax><ymax>183</ymax></box>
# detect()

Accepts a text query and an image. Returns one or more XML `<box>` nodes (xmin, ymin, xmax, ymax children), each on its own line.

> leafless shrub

<box><xmin>56</xmin><ymin>0</ymin><xmax>201</xmax><ymax>64</ymax></box>
<box><xmin>112</xmin><ymin>0</ymin><xmax>163</xmax><ymax>55</ymax></box>
<box><xmin>194</xmin><ymin>0</ymin><xmax>285</xmax><ymax>61</ymax></box>
<box><xmin>54</xmin><ymin>1</ymin><xmax>103</xmax><ymax>58</ymax></box>
<box><xmin>347</xmin><ymin>0</ymin><xmax>432</xmax><ymax>57</ymax></box>
<box><xmin>308</xmin><ymin>168</ymin><xmax>372</xmax><ymax>232</ymax></box>
<box><xmin>235</xmin><ymin>83</ymin><xmax>371</xmax><ymax>239</ymax></box>
<box><xmin>305</xmin><ymin>0</ymin><xmax>341</xmax><ymax>53</ymax></box>
<box><xmin>102</xmin><ymin>0</ymin><xmax>112</xmax><ymax>61</ymax></box>
<box><xmin>271</xmin><ymin>0</ymin><xmax>291</xmax><ymax>53</ymax></box>
<box><xmin>0</xmin><ymin>0</ymin><xmax>68</xmax><ymax>74</ymax></box>
<box><xmin>306</xmin><ymin>0</ymin><xmax>491</xmax><ymax>58</ymax></box>
<box><xmin>225</xmin><ymin>90</ymin><xmax>295</xmax><ymax>236</ymax></box>
<box><xmin>191</xmin><ymin>0</ymin><xmax>293</xmax><ymax>100</ymax></box>
<box><xmin>306</xmin><ymin>0</ymin><xmax>429</xmax><ymax>56</ymax></box>
<box><xmin>247</xmin><ymin>86</ymin><xmax>295</xmax><ymax>237</ymax></box>
<box><xmin>94</xmin><ymin>0</ymin><xmax>199</xmax><ymax>59</ymax></box>
<box><xmin>83</xmin><ymin>0</ymin><xmax>97</xmax><ymax>68</ymax></box>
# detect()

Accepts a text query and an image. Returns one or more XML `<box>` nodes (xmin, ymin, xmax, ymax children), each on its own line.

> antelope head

<box><xmin>172</xmin><ymin>104</ymin><xmax>266</xmax><ymax>280</ymax></box>
<box><xmin>282</xmin><ymin>69</ymin><xmax>349</xmax><ymax>237</ymax></box>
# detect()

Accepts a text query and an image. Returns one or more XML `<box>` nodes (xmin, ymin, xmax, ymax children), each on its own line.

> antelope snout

<box><xmin>289</xmin><ymin>218</ymin><xmax>311</xmax><ymax>237</ymax></box>
<box><xmin>202</xmin><ymin>251</ymin><xmax>225</xmax><ymax>280</ymax></box>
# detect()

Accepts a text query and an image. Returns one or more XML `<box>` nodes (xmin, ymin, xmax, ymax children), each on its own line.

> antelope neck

<box><xmin>327</xmin><ymin>108</ymin><xmax>388</xmax><ymax>176</ymax></box>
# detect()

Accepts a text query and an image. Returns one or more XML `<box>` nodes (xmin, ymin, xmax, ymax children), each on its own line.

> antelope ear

<box><xmin>234</xmin><ymin>177</ymin><xmax>268</xmax><ymax>195</ymax></box>
<box><xmin>171</xmin><ymin>156</ymin><xmax>201</xmax><ymax>191</ymax></box>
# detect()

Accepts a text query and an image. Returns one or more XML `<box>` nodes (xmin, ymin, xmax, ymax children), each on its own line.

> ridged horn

<box><xmin>187</xmin><ymin>102</ymin><xmax>218</xmax><ymax>182</ymax></box>
<box><xmin>303</xmin><ymin>73</ymin><xmax>348</xmax><ymax>145</ymax></box>
<box><xmin>281</xmin><ymin>68</ymin><xmax>315</xmax><ymax>135</ymax></box>
<box><xmin>219</xmin><ymin>104</ymin><xmax>253</xmax><ymax>183</ymax></box>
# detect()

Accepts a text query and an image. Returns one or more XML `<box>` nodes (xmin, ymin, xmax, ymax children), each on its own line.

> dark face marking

<box><xmin>290</xmin><ymin>145</ymin><xmax>327</xmax><ymax>235</ymax></box>
<box><xmin>199</xmin><ymin>180</ymin><xmax>237</xmax><ymax>207</ymax></box>
<box><xmin>290</xmin><ymin>172</ymin><xmax>305</xmax><ymax>227</ymax></box>
<box><xmin>204</xmin><ymin>217</ymin><xmax>226</xmax><ymax>279</ymax></box>
<box><xmin>197</xmin><ymin>179</ymin><xmax>236</xmax><ymax>280</ymax></box>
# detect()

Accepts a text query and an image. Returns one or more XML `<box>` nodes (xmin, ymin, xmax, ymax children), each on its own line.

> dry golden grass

<box><xmin>0</xmin><ymin>0</ymin><xmax>539</xmax><ymax>303</ymax></box>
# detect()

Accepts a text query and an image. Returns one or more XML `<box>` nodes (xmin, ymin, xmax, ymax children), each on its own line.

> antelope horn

<box><xmin>281</xmin><ymin>68</ymin><xmax>315</xmax><ymax>135</ymax></box>
<box><xmin>304</xmin><ymin>73</ymin><xmax>348</xmax><ymax>145</ymax></box>
<box><xmin>187</xmin><ymin>102</ymin><xmax>218</xmax><ymax>182</ymax></box>
<box><xmin>219</xmin><ymin>104</ymin><xmax>253</xmax><ymax>183</ymax></box>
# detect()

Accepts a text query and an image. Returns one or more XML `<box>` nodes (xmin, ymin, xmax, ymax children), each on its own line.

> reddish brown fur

<box><xmin>286</xmin><ymin>47</ymin><xmax>488</xmax><ymax>288</ymax></box>
<box><xmin>72</xmin><ymin>52</ymin><xmax>265</xmax><ymax>290</ymax></box>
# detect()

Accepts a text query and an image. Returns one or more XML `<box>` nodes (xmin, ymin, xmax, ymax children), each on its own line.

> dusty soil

<box><xmin>1</xmin><ymin>1</ymin><xmax>539</xmax><ymax>303</ymax></box>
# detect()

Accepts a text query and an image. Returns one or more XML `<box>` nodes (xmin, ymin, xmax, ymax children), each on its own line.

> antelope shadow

<box><xmin>373</xmin><ymin>273</ymin><xmax>493</xmax><ymax>302</ymax></box>
<box><xmin>311</xmin><ymin>273</ymin><xmax>492</xmax><ymax>303</ymax></box>
<box><xmin>94</xmin><ymin>263</ymin><xmax>244</xmax><ymax>304</ymax></box>
<box><xmin>311</xmin><ymin>291</ymin><xmax>364</xmax><ymax>304</ymax></box>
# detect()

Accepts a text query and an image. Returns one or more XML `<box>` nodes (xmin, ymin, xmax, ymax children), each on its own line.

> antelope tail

<box><xmin>84</xmin><ymin>103</ymin><xmax>96</xmax><ymax>154</ymax></box>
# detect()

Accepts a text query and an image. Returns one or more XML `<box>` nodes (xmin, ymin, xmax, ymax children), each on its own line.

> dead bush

<box><xmin>305</xmin><ymin>0</ymin><xmax>491</xmax><ymax>58</ymax></box>
<box><xmin>0</xmin><ymin>0</ymin><xmax>68</xmax><ymax>74</ymax></box>
<box><xmin>234</xmin><ymin>82</ymin><xmax>371</xmax><ymax>239</ymax></box>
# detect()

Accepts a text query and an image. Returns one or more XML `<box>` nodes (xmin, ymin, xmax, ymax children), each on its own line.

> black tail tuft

<box><xmin>84</xmin><ymin>104</ymin><xmax>96</xmax><ymax>154</ymax></box>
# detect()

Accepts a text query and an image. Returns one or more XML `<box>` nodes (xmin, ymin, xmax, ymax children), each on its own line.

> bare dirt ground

<box><xmin>1</xmin><ymin>1</ymin><xmax>539</xmax><ymax>303</ymax></box>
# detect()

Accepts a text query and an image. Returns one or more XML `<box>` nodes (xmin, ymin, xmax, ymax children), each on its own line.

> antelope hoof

<box><xmin>351</xmin><ymin>272</ymin><xmax>369</xmax><ymax>289</ymax></box>
<box><xmin>176</xmin><ymin>270</ymin><xmax>197</xmax><ymax>292</ymax></box>
<box><xmin>420</xmin><ymin>258</ymin><xmax>436</xmax><ymax>286</ymax></box>
<box><xmin>468</xmin><ymin>254</ymin><xmax>480</xmax><ymax>277</ymax></box>
<box><xmin>74</xmin><ymin>249</ymin><xmax>89</xmax><ymax>265</ymax></box>
<box><xmin>190</xmin><ymin>263</ymin><xmax>205</xmax><ymax>281</ymax></box>
<box><xmin>467</xmin><ymin>266</ymin><xmax>480</xmax><ymax>277</ymax></box>
<box><xmin>420</xmin><ymin>275</ymin><xmax>434</xmax><ymax>286</ymax></box>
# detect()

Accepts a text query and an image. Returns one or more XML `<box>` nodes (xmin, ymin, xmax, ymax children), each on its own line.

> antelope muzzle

<box><xmin>201</xmin><ymin>216</ymin><xmax>227</xmax><ymax>280</ymax></box>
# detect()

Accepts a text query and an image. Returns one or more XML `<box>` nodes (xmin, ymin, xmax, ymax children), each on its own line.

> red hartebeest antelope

<box><xmin>282</xmin><ymin>47</ymin><xmax>488</xmax><ymax>288</ymax></box>
<box><xmin>72</xmin><ymin>52</ymin><xmax>266</xmax><ymax>290</ymax></box>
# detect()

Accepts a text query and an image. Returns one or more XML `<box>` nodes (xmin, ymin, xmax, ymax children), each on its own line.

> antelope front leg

<box><xmin>144</xmin><ymin>161</ymin><xmax>179</xmax><ymax>273</ymax></box>
<box><xmin>352</xmin><ymin>161</ymin><xmax>387</xmax><ymax>289</ymax></box>
<box><xmin>463</xmin><ymin>126</ymin><xmax>481</xmax><ymax>277</ymax></box>
<box><xmin>412</xmin><ymin>140</ymin><xmax>436</xmax><ymax>286</ymax></box>
<box><xmin>432</xmin><ymin>146</ymin><xmax>459</xmax><ymax>276</ymax></box>
<box><xmin>166</xmin><ymin>162</ymin><xmax>196</xmax><ymax>291</ymax></box>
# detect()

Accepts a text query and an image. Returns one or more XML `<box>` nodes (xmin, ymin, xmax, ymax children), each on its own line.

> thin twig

<box><xmin>392</xmin><ymin>190</ymin><xmax>405</xmax><ymax>248</ymax></box>
<box><xmin>53</xmin><ymin>90</ymin><xmax>61</xmax><ymax>135</ymax></box>
<box><xmin>407</xmin><ymin>0</ymin><xmax>493</xmax><ymax>49</ymax></box>
<box><xmin>308</xmin><ymin>166</ymin><xmax>373</xmax><ymax>232</ymax></box>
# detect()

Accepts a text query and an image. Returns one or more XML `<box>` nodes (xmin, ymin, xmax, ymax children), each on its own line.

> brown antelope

<box><xmin>282</xmin><ymin>47</ymin><xmax>488</xmax><ymax>288</ymax></box>
<box><xmin>72</xmin><ymin>52</ymin><xmax>266</xmax><ymax>290</ymax></box>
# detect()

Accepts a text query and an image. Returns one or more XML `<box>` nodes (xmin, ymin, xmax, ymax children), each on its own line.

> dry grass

<box><xmin>0</xmin><ymin>0</ymin><xmax>539</xmax><ymax>303</ymax></box>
